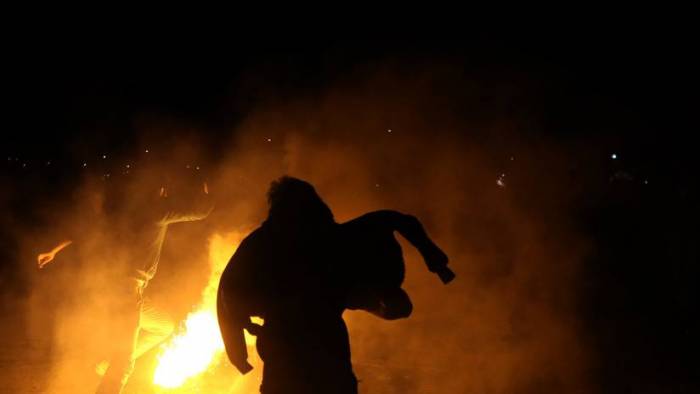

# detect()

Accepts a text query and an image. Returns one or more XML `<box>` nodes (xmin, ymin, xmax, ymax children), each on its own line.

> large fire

<box><xmin>152</xmin><ymin>232</ymin><xmax>258</xmax><ymax>391</ymax></box>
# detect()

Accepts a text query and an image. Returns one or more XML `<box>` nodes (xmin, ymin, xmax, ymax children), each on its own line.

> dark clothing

<box><xmin>337</xmin><ymin>210</ymin><xmax>451</xmax><ymax>319</ymax></box>
<box><xmin>258</xmin><ymin>315</ymin><xmax>357</xmax><ymax>394</ymax></box>
<box><xmin>219</xmin><ymin>217</ymin><xmax>357</xmax><ymax>393</ymax></box>
<box><xmin>218</xmin><ymin>209</ymin><xmax>451</xmax><ymax>393</ymax></box>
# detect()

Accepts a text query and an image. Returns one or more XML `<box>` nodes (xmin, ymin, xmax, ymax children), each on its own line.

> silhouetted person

<box><xmin>37</xmin><ymin>181</ymin><xmax>212</xmax><ymax>394</ymax></box>
<box><xmin>219</xmin><ymin>177</ymin><xmax>355</xmax><ymax>393</ymax></box>
<box><xmin>218</xmin><ymin>176</ymin><xmax>453</xmax><ymax>393</ymax></box>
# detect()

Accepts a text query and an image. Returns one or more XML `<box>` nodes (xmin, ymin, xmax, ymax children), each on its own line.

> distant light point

<box><xmin>82</xmin><ymin>163</ymin><xmax>87</xmax><ymax>167</ymax></box>
<box><xmin>387</xmin><ymin>129</ymin><xmax>392</xmax><ymax>133</ymax></box>
<box><xmin>497</xmin><ymin>173</ymin><xmax>506</xmax><ymax>188</ymax></box>
<box><xmin>611</xmin><ymin>153</ymin><xmax>617</xmax><ymax>160</ymax></box>
<box><xmin>102</xmin><ymin>154</ymin><xmax>107</xmax><ymax>159</ymax></box>
<box><xmin>266</xmin><ymin>138</ymin><xmax>272</xmax><ymax>142</ymax></box>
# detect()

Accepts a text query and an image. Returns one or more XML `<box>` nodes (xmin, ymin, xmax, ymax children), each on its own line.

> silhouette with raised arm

<box><xmin>37</xmin><ymin>181</ymin><xmax>212</xmax><ymax>394</ymax></box>
<box><xmin>218</xmin><ymin>176</ymin><xmax>453</xmax><ymax>394</ymax></box>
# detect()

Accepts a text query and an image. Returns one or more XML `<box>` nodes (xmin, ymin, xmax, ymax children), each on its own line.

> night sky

<box><xmin>2</xmin><ymin>35</ymin><xmax>698</xmax><ymax>392</ymax></box>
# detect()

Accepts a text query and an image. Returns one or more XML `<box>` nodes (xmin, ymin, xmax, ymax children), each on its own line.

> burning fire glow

<box><xmin>153</xmin><ymin>311</ymin><xmax>223</xmax><ymax>388</ymax></box>
<box><xmin>153</xmin><ymin>232</ymin><xmax>256</xmax><ymax>390</ymax></box>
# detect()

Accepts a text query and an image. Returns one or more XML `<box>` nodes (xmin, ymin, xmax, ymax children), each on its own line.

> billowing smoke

<box><xmin>13</xmin><ymin>62</ymin><xmax>593</xmax><ymax>393</ymax></box>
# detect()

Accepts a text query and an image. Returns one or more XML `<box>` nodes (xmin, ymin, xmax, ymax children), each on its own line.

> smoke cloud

<box><xmin>11</xmin><ymin>61</ymin><xmax>593</xmax><ymax>393</ymax></box>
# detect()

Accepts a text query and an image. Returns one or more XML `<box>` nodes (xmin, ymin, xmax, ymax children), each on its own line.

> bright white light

<box><xmin>611</xmin><ymin>153</ymin><xmax>617</xmax><ymax>159</ymax></box>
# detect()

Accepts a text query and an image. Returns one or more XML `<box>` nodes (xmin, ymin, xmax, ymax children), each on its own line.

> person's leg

<box><xmin>132</xmin><ymin>298</ymin><xmax>175</xmax><ymax>360</ymax></box>
<box><xmin>95</xmin><ymin>306</ymin><xmax>140</xmax><ymax>394</ymax></box>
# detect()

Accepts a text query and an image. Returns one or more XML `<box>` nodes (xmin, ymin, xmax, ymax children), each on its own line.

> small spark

<box><xmin>387</xmin><ymin>129</ymin><xmax>392</xmax><ymax>133</ymax></box>
<box><xmin>102</xmin><ymin>154</ymin><xmax>107</xmax><ymax>159</ymax></box>
<box><xmin>266</xmin><ymin>138</ymin><xmax>272</xmax><ymax>142</ymax></box>
<box><xmin>145</xmin><ymin>149</ymin><xmax>149</xmax><ymax>153</ymax></box>
<box><xmin>496</xmin><ymin>173</ymin><xmax>506</xmax><ymax>188</ymax></box>
<box><xmin>83</xmin><ymin>163</ymin><xmax>87</xmax><ymax>167</ymax></box>
<box><xmin>611</xmin><ymin>153</ymin><xmax>617</xmax><ymax>160</ymax></box>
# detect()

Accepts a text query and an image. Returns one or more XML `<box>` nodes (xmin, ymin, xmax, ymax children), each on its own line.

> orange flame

<box><xmin>152</xmin><ymin>232</ymin><xmax>258</xmax><ymax>390</ymax></box>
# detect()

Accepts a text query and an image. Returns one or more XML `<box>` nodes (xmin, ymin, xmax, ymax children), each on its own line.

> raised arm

<box><xmin>158</xmin><ymin>182</ymin><xmax>215</xmax><ymax>225</ymax></box>
<box><xmin>160</xmin><ymin>205</ymin><xmax>214</xmax><ymax>225</ymax></box>
<box><xmin>365</xmin><ymin>210</ymin><xmax>455</xmax><ymax>283</ymax></box>
<box><xmin>37</xmin><ymin>240</ymin><xmax>73</xmax><ymax>269</ymax></box>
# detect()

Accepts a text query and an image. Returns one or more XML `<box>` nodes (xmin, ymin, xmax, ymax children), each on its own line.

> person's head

<box><xmin>266</xmin><ymin>176</ymin><xmax>334</xmax><ymax>226</ymax></box>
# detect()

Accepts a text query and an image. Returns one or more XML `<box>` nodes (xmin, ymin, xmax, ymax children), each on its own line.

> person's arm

<box><xmin>160</xmin><ymin>206</ymin><xmax>214</xmax><ymax>225</ymax></box>
<box><xmin>217</xmin><ymin>284</ymin><xmax>254</xmax><ymax>374</ymax></box>
<box><xmin>372</xmin><ymin>210</ymin><xmax>455</xmax><ymax>284</ymax></box>
<box><xmin>37</xmin><ymin>240</ymin><xmax>73</xmax><ymax>269</ymax></box>
<box><xmin>160</xmin><ymin>182</ymin><xmax>215</xmax><ymax>225</ymax></box>
<box><xmin>216</xmin><ymin>234</ymin><xmax>261</xmax><ymax>374</ymax></box>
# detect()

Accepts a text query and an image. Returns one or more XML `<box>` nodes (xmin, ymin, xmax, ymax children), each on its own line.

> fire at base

<box><xmin>152</xmin><ymin>232</ymin><xmax>258</xmax><ymax>390</ymax></box>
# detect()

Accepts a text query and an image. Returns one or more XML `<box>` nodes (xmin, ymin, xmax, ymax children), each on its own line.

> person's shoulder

<box><xmin>341</xmin><ymin>210</ymin><xmax>405</xmax><ymax>226</ymax></box>
<box><xmin>236</xmin><ymin>226</ymin><xmax>269</xmax><ymax>252</ymax></box>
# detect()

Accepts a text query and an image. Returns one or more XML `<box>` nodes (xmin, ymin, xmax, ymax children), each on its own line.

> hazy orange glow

<box><xmin>152</xmin><ymin>232</ymin><xmax>258</xmax><ymax>390</ymax></box>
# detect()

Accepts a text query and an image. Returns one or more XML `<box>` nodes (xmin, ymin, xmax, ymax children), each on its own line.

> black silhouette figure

<box><xmin>217</xmin><ymin>176</ymin><xmax>453</xmax><ymax>393</ymax></box>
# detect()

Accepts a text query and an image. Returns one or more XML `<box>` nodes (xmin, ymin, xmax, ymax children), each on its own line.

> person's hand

<box><xmin>37</xmin><ymin>240</ymin><xmax>72</xmax><ymax>269</ymax></box>
<box><xmin>232</xmin><ymin>357</ymin><xmax>254</xmax><ymax>375</ymax></box>
<box><xmin>37</xmin><ymin>252</ymin><xmax>56</xmax><ymax>268</ymax></box>
<box><xmin>435</xmin><ymin>266</ymin><xmax>456</xmax><ymax>284</ymax></box>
